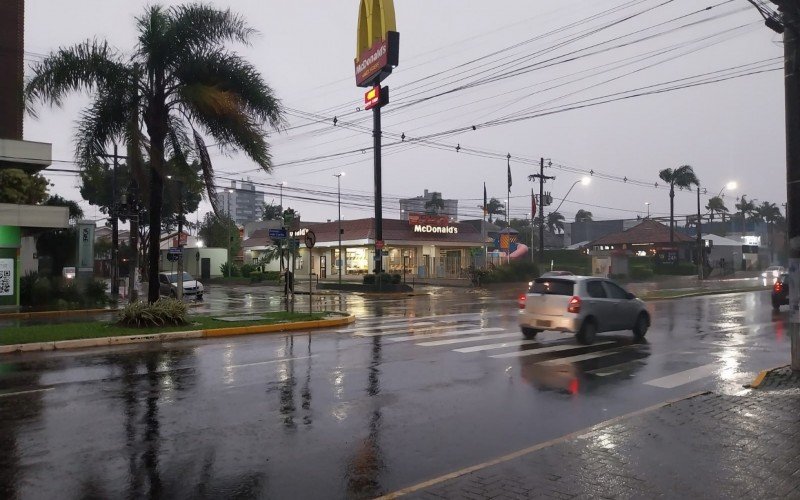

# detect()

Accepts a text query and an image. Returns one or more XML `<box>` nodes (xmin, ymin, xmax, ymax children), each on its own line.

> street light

<box><xmin>645</xmin><ymin>202</ymin><xmax>651</xmax><ymax>218</ymax></box>
<box><xmin>334</xmin><ymin>172</ymin><xmax>345</xmax><ymax>284</ymax></box>
<box><xmin>227</xmin><ymin>188</ymin><xmax>234</xmax><ymax>277</ymax></box>
<box><xmin>553</xmin><ymin>176</ymin><xmax>591</xmax><ymax>214</ymax></box>
<box><xmin>279</xmin><ymin>181</ymin><xmax>287</xmax><ymax>209</ymax></box>
<box><xmin>718</xmin><ymin>181</ymin><xmax>737</xmax><ymax>197</ymax></box>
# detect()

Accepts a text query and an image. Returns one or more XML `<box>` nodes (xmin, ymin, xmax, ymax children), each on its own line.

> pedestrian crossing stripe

<box><xmin>353</xmin><ymin>324</ymin><xmax>482</xmax><ymax>338</ymax></box>
<box><xmin>536</xmin><ymin>347</ymin><xmax>633</xmax><ymax>366</ymax></box>
<box><xmin>489</xmin><ymin>341</ymin><xmax>615</xmax><ymax>359</ymax></box>
<box><xmin>388</xmin><ymin>327</ymin><xmax>506</xmax><ymax>343</ymax></box>
<box><xmin>417</xmin><ymin>332</ymin><xmax>520</xmax><ymax>347</ymax></box>
<box><xmin>451</xmin><ymin>337</ymin><xmax>553</xmax><ymax>352</ymax></box>
<box><xmin>336</xmin><ymin>321</ymin><xmax>436</xmax><ymax>334</ymax></box>
<box><xmin>643</xmin><ymin>363</ymin><xmax>718</xmax><ymax>388</ymax></box>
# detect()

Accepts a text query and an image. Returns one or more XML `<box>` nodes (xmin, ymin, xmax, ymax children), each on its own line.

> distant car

<box><xmin>518</xmin><ymin>276</ymin><xmax>649</xmax><ymax>345</ymax></box>
<box><xmin>762</xmin><ymin>265</ymin><xmax>786</xmax><ymax>279</ymax></box>
<box><xmin>772</xmin><ymin>273</ymin><xmax>789</xmax><ymax>311</ymax></box>
<box><xmin>539</xmin><ymin>270</ymin><xmax>575</xmax><ymax>278</ymax></box>
<box><xmin>158</xmin><ymin>271</ymin><xmax>204</xmax><ymax>300</ymax></box>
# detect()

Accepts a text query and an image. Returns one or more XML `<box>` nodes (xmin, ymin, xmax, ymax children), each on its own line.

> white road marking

<box><xmin>452</xmin><ymin>338</ymin><xmax>548</xmax><ymax>352</ymax></box>
<box><xmin>537</xmin><ymin>348</ymin><xmax>631</xmax><ymax>366</ymax></box>
<box><xmin>229</xmin><ymin>355</ymin><xmax>317</xmax><ymax>369</ymax></box>
<box><xmin>418</xmin><ymin>332</ymin><xmax>521</xmax><ymax>347</ymax></box>
<box><xmin>643</xmin><ymin>363</ymin><xmax>719</xmax><ymax>388</ymax></box>
<box><xmin>336</xmin><ymin>322</ymin><xmax>435</xmax><ymax>334</ymax></box>
<box><xmin>354</xmin><ymin>324</ymin><xmax>477</xmax><ymax>338</ymax></box>
<box><xmin>354</xmin><ymin>311</ymin><xmax>500</xmax><ymax>326</ymax></box>
<box><xmin>0</xmin><ymin>387</ymin><xmax>54</xmax><ymax>398</ymax></box>
<box><xmin>490</xmin><ymin>341</ymin><xmax>615</xmax><ymax>359</ymax></box>
<box><xmin>388</xmin><ymin>327</ymin><xmax>506</xmax><ymax>342</ymax></box>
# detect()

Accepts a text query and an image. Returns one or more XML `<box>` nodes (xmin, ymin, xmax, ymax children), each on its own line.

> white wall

<box><xmin>160</xmin><ymin>247</ymin><xmax>228</xmax><ymax>277</ymax></box>
<box><xmin>20</xmin><ymin>236</ymin><xmax>37</xmax><ymax>275</ymax></box>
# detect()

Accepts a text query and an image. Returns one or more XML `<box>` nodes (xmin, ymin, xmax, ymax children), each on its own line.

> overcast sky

<box><xmin>23</xmin><ymin>0</ymin><xmax>786</xmax><ymax>226</ymax></box>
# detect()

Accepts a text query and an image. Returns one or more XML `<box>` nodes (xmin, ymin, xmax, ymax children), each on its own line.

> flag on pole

<box><xmin>532</xmin><ymin>188</ymin><xmax>537</xmax><ymax>218</ymax></box>
<box><xmin>483</xmin><ymin>182</ymin><xmax>488</xmax><ymax>216</ymax></box>
<box><xmin>507</xmin><ymin>158</ymin><xmax>512</xmax><ymax>190</ymax></box>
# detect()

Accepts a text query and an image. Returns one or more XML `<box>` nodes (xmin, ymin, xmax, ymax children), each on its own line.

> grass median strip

<box><xmin>0</xmin><ymin>312</ymin><xmax>327</xmax><ymax>346</ymax></box>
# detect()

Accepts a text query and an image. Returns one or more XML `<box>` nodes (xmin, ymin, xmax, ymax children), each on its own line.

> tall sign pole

<box><xmin>355</xmin><ymin>0</ymin><xmax>399</xmax><ymax>277</ymax></box>
<box><xmin>528</xmin><ymin>158</ymin><xmax>554</xmax><ymax>264</ymax></box>
<box><xmin>769</xmin><ymin>1</ymin><xmax>800</xmax><ymax>370</ymax></box>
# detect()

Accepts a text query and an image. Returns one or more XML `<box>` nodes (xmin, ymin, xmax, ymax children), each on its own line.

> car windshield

<box><xmin>530</xmin><ymin>279</ymin><xmax>574</xmax><ymax>295</ymax></box>
<box><xmin>166</xmin><ymin>273</ymin><xmax>194</xmax><ymax>283</ymax></box>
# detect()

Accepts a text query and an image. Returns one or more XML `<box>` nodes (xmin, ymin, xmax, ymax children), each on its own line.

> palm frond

<box><xmin>658</xmin><ymin>168</ymin><xmax>673</xmax><ymax>185</ymax></box>
<box><xmin>168</xmin><ymin>4</ymin><xmax>256</xmax><ymax>54</ymax></box>
<box><xmin>73</xmin><ymin>89</ymin><xmax>130</xmax><ymax>168</ymax></box>
<box><xmin>174</xmin><ymin>49</ymin><xmax>284</xmax><ymax>130</ymax></box>
<box><xmin>181</xmin><ymin>84</ymin><xmax>272</xmax><ymax>170</ymax></box>
<box><xmin>193</xmin><ymin>129</ymin><xmax>221</xmax><ymax>216</ymax></box>
<box><xmin>25</xmin><ymin>40</ymin><xmax>125</xmax><ymax>116</ymax></box>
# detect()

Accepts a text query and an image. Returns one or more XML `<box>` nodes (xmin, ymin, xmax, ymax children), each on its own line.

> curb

<box><xmin>376</xmin><ymin>391</ymin><xmax>711</xmax><ymax>500</ymax></box>
<box><xmin>0</xmin><ymin>314</ymin><xmax>355</xmax><ymax>354</ymax></box>
<box><xmin>747</xmin><ymin>364</ymin><xmax>790</xmax><ymax>389</ymax></box>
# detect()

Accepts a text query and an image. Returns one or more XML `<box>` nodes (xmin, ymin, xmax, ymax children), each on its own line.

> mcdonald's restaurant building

<box><xmin>292</xmin><ymin>217</ymin><xmax>486</xmax><ymax>279</ymax></box>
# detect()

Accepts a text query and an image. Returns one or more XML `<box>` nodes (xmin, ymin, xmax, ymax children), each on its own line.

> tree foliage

<box><xmin>0</xmin><ymin>169</ymin><xmax>50</xmax><ymax>204</ymax></box>
<box><xmin>658</xmin><ymin>165</ymin><xmax>699</xmax><ymax>247</ymax></box>
<box><xmin>261</xmin><ymin>202</ymin><xmax>283</xmax><ymax>221</ymax></box>
<box><xmin>424</xmin><ymin>192</ymin><xmax>445</xmax><ymax>215</ymax></box>
<box><xmin>486</xmin><ymin>197</ymin><xmax>505</xmax><ymax>223</ymax></box>
<box><xmin>574</xmin><ymin>209</ymin><xmax>593</xmax><ymax>223</ymax></box>
<box><xmin>198</xmin><ymin>212</ymin><xmax>241</xmax><ymax>258</ymax></box>
<box><xmin>26</xmin><ymin>3</ymin><xmax>285</xmax><ymax>302</ymax></box>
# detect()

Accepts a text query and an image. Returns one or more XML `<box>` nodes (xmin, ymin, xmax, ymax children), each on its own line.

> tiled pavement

<box><xmin>396</xmin><ymin>368</ymin><xmax>800</xmax><ymax>500</ymax></box>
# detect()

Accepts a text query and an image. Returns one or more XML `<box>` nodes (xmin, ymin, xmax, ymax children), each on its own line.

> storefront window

<box><xmin>344</xmin><ymin>248</ymin><xmax>369</xmax><ymax>274</ymax></box>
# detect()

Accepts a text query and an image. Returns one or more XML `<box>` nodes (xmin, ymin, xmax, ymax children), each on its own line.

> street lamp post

<box><xmin>227</xmin><ymin>188</ymin><xmax>234</xmax><ymax>278</ymax></box>
<box><xmin>552</xmin><ymin>176</ymin><xmax>591</xmax><ymax>214</ymax></box>
<box><xmin>645</xmin><ymin>202</ymin><xmax>650</xmax><ymax>218</ymax></box>
<box><xmin>334</xmin><ymin>172</ymin><xmax>345</xmax><ymax>284</ymax></box>
<box><xmin>717</xmin><ymin>180</ymin><xmax>737</xmax><ymax>198</ymax></box>
<box><xmin>279</xmin><ymin>181</ymin><xmax>287</xmax><ymax>210</ymax></box>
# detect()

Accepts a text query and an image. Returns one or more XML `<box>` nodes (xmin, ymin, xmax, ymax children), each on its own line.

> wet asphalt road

<box><xmin>0</xmin><ymin>287</ymin><xmax>792</xmax><ymax>499</ymax></box>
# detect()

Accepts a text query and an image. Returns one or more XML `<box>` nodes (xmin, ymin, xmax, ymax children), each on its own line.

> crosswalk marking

<box><xmin>336</xmin><ymin>321</ymin><xmax>435</xmax><ymax>334</ymax></box>
<box><xmin>388</xmin><ymin>327</ymin><xmax>506</xmax><ymax>343</ymax></box>
<box><xmin>490</xmin><ymin>341</ymin><xmax>615</xmax><ymax>359</ymax></box>
<box><xmin>586</xmin><ymin>359</ymin><xmax>646</xmax><ymax>377</ymax></box>
<box><xmin>353</xmin><ymin>311</ymin><xmax>499</xmax><ymax>327</ymax></box>
<box><xmin>354</xmin><ymin>324</ymin><xmax>480</xmax><ymax>338</ymax></box>
<box><xmin>643</xmin><ymin>363</ymin><xmax>718</xmax><ymax>388</ymax></box>
<box><xmin>452</xmin><ymin>338</ymin><xmax>547</xmax><ymax>353</ymax></box>
<box><xmin>537</xmin><ymin>348</ymin><xmax>632</xmax><ymax>366</ymax></box>
<box><xmin>418</xmin><ymin>332</ymin><xmax>521</xmax><ymax>347</ymax></box>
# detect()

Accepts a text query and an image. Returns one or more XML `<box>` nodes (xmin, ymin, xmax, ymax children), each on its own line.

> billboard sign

<box><xmin>355</xmin><ymin>0</ymin><xmax>399</xmax><ymax>87</ymax></box>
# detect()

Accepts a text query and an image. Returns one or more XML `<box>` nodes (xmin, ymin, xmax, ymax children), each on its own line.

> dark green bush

<box><xmin>482</xmin><ymin>260</ymin><xmax>540</xmax><ymax>284</ymax></box>
<box><xmin>629</xmin><ymin>267</ymin><xmax>654</xmax><ymax>281</ymax></box>
<box><xmin>240</xmin><ymin>263</ymin><xmax>255</xmax><ymax>278</ymax></box>
<box><xmin>20</xmin><ymin>271</ymin><xmax>38</xmax><ymax>305</ymax></box>
<box><xmin>363</xmin><ymin>274</ymin><xmax>375</xmax><ymax>284</ymax></box>
<box><xmin>61</xmin><ymin>281</ymin><xmax>82</xmax><ymax>304</ymax></box>
<box><xmin>654</xmin><ymin>262</ymin><xmax>697</xmax><ymax>276</ymax></box>
<box><xmin>376</xmin><ymin>273</ymin><xmax>393</xmax><ymax>286</ymax></box>
<box><xmin>117</xmin><ymin>298</ymin><xmax>187</xmax><ymax>327</ymax></box>
<box><xmin>391</xmin><ymin>274</ymin><xmax>401</xmax><ymax>284</ymax></box>
<box><xmin>219</xmin><ymin>262</ymin><xmax>240</xmax><ymax>277</ymax></box>
<box><xmin>85</xmin><ymin>280</ymin><xmax>110</xmax><ymax>305</ymax></box>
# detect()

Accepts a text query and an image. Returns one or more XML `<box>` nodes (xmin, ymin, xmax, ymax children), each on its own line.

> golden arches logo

<box><xmin>356</xmin><ymin>0</ymin><xmax>396</xmax><ymax>58</ymax></box>
<box><xmin>354</xmin><ymin>0</ymin><xmax>399</xmax><ymax>87</ymax></box>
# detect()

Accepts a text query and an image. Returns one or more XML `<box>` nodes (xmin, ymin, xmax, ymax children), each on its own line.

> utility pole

<box><xmin>374</xmin><ymin>103</ymin><xmax>384</xmax><ymax>275</ymax></box>
<box><xmin>697</xmin><ymin>186</ymin><xmax>703</xmax><ymax>281</ymax></box>
<box><xmin>128</xmin><ymin>181</ymin><xmax>139</xmax><ymax>302</ymax></box>
<box><xmin>528</xmin><ymin>158</ymin><xmax>555</xmax><ymax>264</ymax></box>
<box><xmin>111</xmin><ymin>145</ymin><xmax>119</xmax><ymax>301</ymax></box>
<box><xmin>770</xmin><ymin>0</ymin><xmax>800</xmax><ymax>370</ymax></box>
<box><xmin>176</xmin><ymin>180</ymin><xmax>184</xmax><ymax>301</ymax></box>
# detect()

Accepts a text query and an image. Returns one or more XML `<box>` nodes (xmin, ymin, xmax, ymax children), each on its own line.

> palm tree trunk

<box><xmin>669</xmin><ymin>187</ymin><xmax>676</xmax><ymax>261</ymax></box>
<box><xmin>146</xmin><ymin>129</ymin><xmax>166</xmax><ymax>303</ymax></box>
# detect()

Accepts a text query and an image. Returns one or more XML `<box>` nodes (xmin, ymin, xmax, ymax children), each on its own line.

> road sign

<box><xmin>304</xmin><ymin>230</ymin><xmax>316</xmax><ymax>249</ymax></box>
<box><xmin>375</xmin><ymin>240</ymin><xmax>385</xmax><ymax>250</ymax></box>
<box><xmin>168</xmin><ymin>247</ymin><xmax>182</xmax><ymax>255</ymax></box>
<box><xmin>269</xmin><ymin>228</ymin><xmax>288</xmax><ymax>239</ymax></box>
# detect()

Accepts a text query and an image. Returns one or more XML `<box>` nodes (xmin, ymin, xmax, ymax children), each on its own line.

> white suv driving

<box><xmin>518</xmin><ymin>276</ymin><xmax>649</xmax><ymax>344</ymax></box>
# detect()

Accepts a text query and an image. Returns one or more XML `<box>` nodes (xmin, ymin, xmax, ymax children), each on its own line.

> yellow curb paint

<box><xmin>375</xmin><ymin>391</ymin><xmax>711</xmax><ymax>500</ymax></box>
<box><xmin>203</xmin><ymin>315</ymin><xmax>355</xmax><ymax>337</ymax></box>
<box><xmin>747</xmin><ymin>364</ymin><xmax>789</xmax><ymax>389</ymax></box>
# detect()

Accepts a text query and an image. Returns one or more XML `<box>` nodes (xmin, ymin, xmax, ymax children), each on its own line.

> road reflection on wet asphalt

<box><xmin>0</xmin><ymin>287</ymin><xmax>789</xmax><ymax>499</ymax></box>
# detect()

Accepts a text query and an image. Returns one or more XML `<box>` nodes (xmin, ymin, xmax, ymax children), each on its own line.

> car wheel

<box><xmin>521</xmin><ymin>327</ymin><xmax>540</xmax><ymax>339</ymax></box>
<box><xmin>632</xmin><ymin>313</ymin><xmax>649</xmax><ymax>339</ymax></box>
<box><xmin>576</xmin><ymin>319</ymin><xmax>597</xmax><ymax>345</ymax></box>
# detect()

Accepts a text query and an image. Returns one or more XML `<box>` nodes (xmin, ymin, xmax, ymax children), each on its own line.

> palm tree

<box><xmin>486</xmin><ymin>197</ymin><xmax>505</xmax><ymax>223</ymax></box>
<box><xmin>26</xmin><ymin>4</ymin><xmax>285</xmax><ymax>302</ymax></box>
<box><xmin>574</xmin><ymin>209</ymin><xmax>593</xmax><ymax>223</ymax></box>
<box><xmin>705</xmin><ymin>196</ymin><xmax>728</xmax><ymax>227</ymax></box>
<box><xmin>425</xmin><ymin>192</ymin><xmax>445</xmax><ymax>215</ymax></box>
<box><xmin>735</xmin><ymin>196</ymin><xmax>757</xmax><ymax>235</ymax></box>
<box><xmin>658</xmin><ymin>165</ymin><xmax>700</xmax><ymax>246</ymax></box>
<box><xmin>756</xmin><ymin>201</ymin><xmax>783</xmax><ymax>261</ymax></box>
<box><xmin>546</xmin><ymin>212</ymin><xmax>565</xmax><ymax>234</ymax></box>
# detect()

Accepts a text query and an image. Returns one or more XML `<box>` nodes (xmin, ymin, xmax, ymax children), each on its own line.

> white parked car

<box><xmin>519</xmin><ymin>276</ymin><xmax>650</xmax><ymax>345</ymax></box>
<box><xmin>158</xmin><ymin>272</ymin><xmax>204</xmax><ymax>300</ymax></box>
<box><xmin>762</xmin><ymin>266</ymin><xmax>785</xmax><ymax>279</ymax></box>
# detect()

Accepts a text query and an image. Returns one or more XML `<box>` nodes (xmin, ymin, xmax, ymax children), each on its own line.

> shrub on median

<box><xmin>117</xmin><ymin>298</ymin><xmax>188</xmax><ymax>328</ymax></box>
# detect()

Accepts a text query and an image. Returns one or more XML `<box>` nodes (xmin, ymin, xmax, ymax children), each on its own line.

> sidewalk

<box><xmin>389</xmin><ymin>367</ymin><xmax>800</xmax><ymax>499</ymax></box>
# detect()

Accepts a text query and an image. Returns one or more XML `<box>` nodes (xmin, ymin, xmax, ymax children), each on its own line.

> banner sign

<box><xmin>76</xmin><ymin>221</ymin><xmax>95</xmax><ymax>271</ymax></box>
<box><xmin>407</xmin><ymin>213</ymin><xmax>449</xmax><ymax>227</ymax></box>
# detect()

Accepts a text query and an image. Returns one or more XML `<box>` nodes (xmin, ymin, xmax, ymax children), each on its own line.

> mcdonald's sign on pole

<box><xmin>355</xmin><ymin>0</ymin><xmax>400</xmax><ymax>87</ymax></box>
